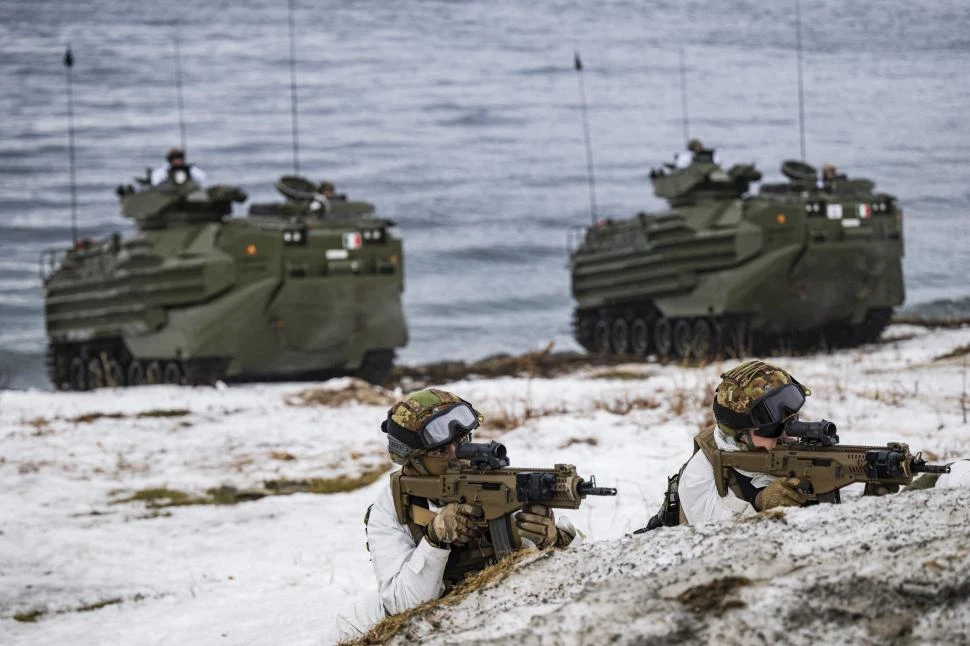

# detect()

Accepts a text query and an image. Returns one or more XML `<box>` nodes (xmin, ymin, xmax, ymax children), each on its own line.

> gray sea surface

<box><xmin>2</xmin><ymin>0</ymin><xmax>969</xmax><ymax>389</ymax></box>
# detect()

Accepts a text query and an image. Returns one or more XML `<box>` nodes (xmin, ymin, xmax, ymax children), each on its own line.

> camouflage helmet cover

<box><xmin>713</xmin><ymin>360</ymin><xmax>811</xmax><ymax>437</ymax></box>
<box><xmin>383</xmin><ymin>388</ymin><xmax>482</xmax><ymax>463</ymax></box>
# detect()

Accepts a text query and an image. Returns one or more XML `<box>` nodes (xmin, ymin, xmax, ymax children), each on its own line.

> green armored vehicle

<box><xmin>42</xmin><ymin>171</ymin><xmax>407</xmax><ymax>390</ymax></box>
<box><xmin>569</xmin><ymin>156</ymin><xmax>904</xmax><ymax>359</ymax></box>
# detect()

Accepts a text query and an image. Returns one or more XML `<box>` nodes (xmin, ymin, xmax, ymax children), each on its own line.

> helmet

<box><xmin>166</xmin><ymin>147</ymin><xmax>185</xmax><ymax>162</ymax></box>
<box><xmin>712</xmin><ymin>360</ymin><xmax>811</xmax><ymax>438</ymax></box>
<box><xmin>688</xmin><ymin>138</ymin><xmax>703</xmax><ymax>152</ymax></box>
<box><xmin>382</xmin><ymin>388</ymin><xmax>483</xmax><ymax>465</ymax></box>
<box><xmin>318</xmin><ymin>180</ymin><xmax>335</xmax><ymax>193</ymax></box>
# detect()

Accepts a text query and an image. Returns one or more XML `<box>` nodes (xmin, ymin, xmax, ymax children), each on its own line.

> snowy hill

<box><xmin>378</xmin><ymin>486</ymin><xmax>970</xmax><ymax>645</ymax></box>
<box><xmin>2</xmin><ymin>324</ymin><xmax>970</xmax><ymax>645</ymax></box>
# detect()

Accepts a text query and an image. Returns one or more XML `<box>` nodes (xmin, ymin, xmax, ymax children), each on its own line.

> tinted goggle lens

<box><xmin>750</xmin><ymin>384</ymin><xmax>806</xmax><ymax>437</ymax></box>
<box><xmin>419</xmin><ymin>404</ymin><xmax>479</xmax><ymax>449</ymax></box>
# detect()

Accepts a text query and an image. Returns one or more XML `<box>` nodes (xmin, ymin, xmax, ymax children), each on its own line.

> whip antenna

<box><xmin>574</xmin><ymin>51</ymin><xmax>598</xmax><ymax>225</ymax></box>
<box><xmin>679</xmin><ymin>46</ymin><xmax>690</xmax><ymax>146</ymax></box>
<box><xmin>795</xmin><ymin>0</ymin><xmax>807</xmax><ymax>161</ymax></box>
<box><xmin>287</xmin><ymin>0</ymin><xmax>301</xmax><ymax>174</ymax></box>
<box><xmin>173</xmin><ymin>30</ymin><xmax>187</xmax><ymax>152</ymax></box>
<box><xmin>63</xmin><ymin>46</ymin><xmax>78</xmax><ymax>246</ymax></box>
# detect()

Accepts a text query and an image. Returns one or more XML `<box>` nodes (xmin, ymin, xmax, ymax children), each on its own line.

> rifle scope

<box><xmin>455</xmin><ymin>441</ymin><xmax>509</xmax><ymax>469</ymax></box>
<box><xmin>785</xmin><ymin>419</ymin><xmax>839</xmax><ymax>446</ymax></box>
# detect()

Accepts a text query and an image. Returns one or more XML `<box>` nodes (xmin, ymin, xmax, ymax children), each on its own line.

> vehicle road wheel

<box><xmin>673</xmin><ymin>319</ymin><xmax>693</xmax><ymax>360</ymax></box>
<box><xmin>69</xmin><ymin>356</ymin><xmax>87</xmax><ymax>391</ymax></box>
<box><xmin>145</xmin><ymin>361</ymin><xmax>162</xmax><ymax>385</ymax></box>
<box><xmin>127</xmin><ymin>361</ymin><xmax>145</xmax><ymax>387</ymax></box>
<box><xmin>107</xmin><ymin>358</ymin><xmax>126</xmax><ymax>388</ymax></box>
<box><xmin>630</xmin><ymin>318</ymin><xmax>650</xmax><ymax>356</ymax></box>
<box><xmin>691</xmin><ymin>319</ymin><xmax>714</xmax><ymax>360</ymax></box>
<box><xmin>162</xmin><ymin>362</ymin><xmax>183</xmax><ymax>385</ymax></box>
<box><xmin>87</xmin><ymin>357</ymin><xmax>107</xmax><ymax>390</ymax></box>
<box><xmin>593</xmin><ymin>319</ymin><xmax>611</xmax><ymax>355</ymax></box>
<box><xmin>653</xmin><ymin>318</ymin><xmax>672</xmax><ymax>358</ymax></box>
<box><xmin>611</xmin><ymin>318</ymin><xmax>630</xmax><ymax>356</ymax></box>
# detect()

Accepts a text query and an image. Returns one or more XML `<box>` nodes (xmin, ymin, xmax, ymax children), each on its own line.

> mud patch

<box><xmin>676</xmin><ymin>576</ymin><xmax>752</xmax><ymax>615</ymax></box>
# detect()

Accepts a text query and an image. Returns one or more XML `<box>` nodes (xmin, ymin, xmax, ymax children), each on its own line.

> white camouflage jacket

<box><xmin>678</xmin><ymin>426</ymin><xmax>779</xmax><ymax>524</ymax></box>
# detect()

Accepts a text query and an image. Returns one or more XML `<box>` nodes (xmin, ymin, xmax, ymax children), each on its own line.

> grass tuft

<box><xmin>136</xmin><ymin>409</ymin><xmax>190</xmax><ymax>418</ymax></box>
<box><xmin>70</xmin><ymin>412</ymin><xmax>126</xmax><ymax>424</ymax></box>
<box><xmin>13</xmin><ymin>609</ymin><xmax>44</xmax><ymax>623</ymax></box>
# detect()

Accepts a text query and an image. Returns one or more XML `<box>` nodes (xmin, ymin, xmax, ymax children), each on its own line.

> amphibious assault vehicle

<box><xmin>569</xmin><ymin>157</ymin><xmax>904</xmax><ymax>359</ymax></box>
<box><xmin>41</xmin><ymin>171</ymin><xmax>407</xmax><ymax>390</ymax></box>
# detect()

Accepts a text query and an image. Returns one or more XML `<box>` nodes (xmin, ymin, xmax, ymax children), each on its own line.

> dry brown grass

<box><xmin>592</xmin><ymin>369</ymin><xmax>652</xmax><ymax>381</ymax></box>
<box><xmin>934</xmin><ymin>344</ymin><xmax>970</xmax><ymax>362</ymax></box>
<box><xmin>342</xmin><ymin>549</ymin><xmax>542</xmax><ymax>645</ymax></box>
<box><xmin>593</xmin><ymin>393</ymin><xmax>661</xmax><ymax>416</ymax></box>
<box><xmin>559</xmin><ymin>436</ymin><xmax>599</xmax><ymax>449</ymax></box>
<box><xmin>479</xmin><ymin>399</ymin><xmax>567</xmax><ymax>434</ymax></box>
<box><xmin>69</xmin><ymin>409</ymin><xmax>189</xmax><ymax>424</ymax></box>
<box><xmin>285</xmin><ymin>380</ymin><xmax>396</xmax><ymax>408</ymax></box>
<box><xmin>111</xmin><ymin>465</ymin><xmax>389</xmax><ymax>508</ymax></box>
<box><xmin>70</xmin><ymin>412</ymin><xmax>126</xmax><ymax>424</ymax></box>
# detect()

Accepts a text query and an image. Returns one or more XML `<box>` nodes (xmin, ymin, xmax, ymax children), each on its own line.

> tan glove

<box><xmin>514</xmin><ymin>504</ymin><xmax>559</xmax><ymax>549</ymax></box>
<box><xmin>426</xmin><ymin>503</ymin><xmax>484</xmax><ymax>548</ymax></box>
<box><xmin>755</xmin><ymin>477</ymin><xmax>808</xmax><ymax>511</ymax></box>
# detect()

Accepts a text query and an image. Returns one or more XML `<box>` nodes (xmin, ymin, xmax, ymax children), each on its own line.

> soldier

<box><xmin>817</xmin><ymin>163</ymin><xmax>843</xmax><ymax>191</ymax></box>
<box><xmin>150</xmin><ymin>147</ymin><xmax>207</xmax><ymax>186</ymax></box>
<box><xmin>365</xmin><ymin>388</ymin><xmax>578</xmax><ymax>616</ymax></box>
<box><xmin>676</xmin><ymin>360</ymin><xmax>814</xmax><ymax>524</ymax></box>
<box><xmin>674</xmin><ymin>138</ymin><xmax>721</xmax><ymax>169</ymax></box>
<box><xmin>318</xmin><ymin>180</ymin><xmax>346</xmax><ymax>202</ymax></box>
<box><xmin>640</xmin><ymin>359</ymin><xmax>897</xmax><ymax>530</ymax></box>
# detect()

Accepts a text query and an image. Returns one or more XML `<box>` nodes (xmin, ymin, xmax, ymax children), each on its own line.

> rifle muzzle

<box><xmin>912</xmin><ymin>457</ymin><xmax>951</xmax><ymax>475</ymax></box>
<box><xmin>577</xmin><ymin>477</ymin><xmax>617</xmax><ymax>497</ymax></box>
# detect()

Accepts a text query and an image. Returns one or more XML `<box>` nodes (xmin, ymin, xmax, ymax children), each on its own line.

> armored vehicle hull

<box><xmin>570</xmin><ymin>160</ymin><xmax>904</xmax><ymax>359</ymax></box>
<box><xmin>43</xmin><ymin>176</ymin><xmax>407</xmax><ymax>389</ymax></box>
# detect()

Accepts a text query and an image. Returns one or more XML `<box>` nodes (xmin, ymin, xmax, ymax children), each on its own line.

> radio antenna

<box><xmin>574</xmin><ymin>51</ymin><xmax>598</xmax><ymax>225</ymax></box>
<box><xmin>795</xmin><ymin>0</ymin><xmax>807</xmax><ymax>161</ymax></box>
<box><xmin>287</xmin><ymin>0</ymin><xmax>301</xmax><ymax>174</ymax></box>
<box><xmin>679</xmin><ymin>46</ymin><xmax>690</xmax><ymax>146</ymax></box>
<box><xmin>63</xmin><ymin>46</ymin><xmax>78</xmax><ymax>246</ymax></box>
<box><xmin>173</xmin><ymin>29</ymin><xmax>187</xmax><ymax>152</ymax></box>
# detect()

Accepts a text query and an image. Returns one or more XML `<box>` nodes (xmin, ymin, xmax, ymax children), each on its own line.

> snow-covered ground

<box><xmin>389</xmin><ymin>486</ymin><xmax>970</xmax><ymax>645</ymax></box>
<box><xmin>2</xmin><ymin>324</ymin><xmax>970</xmax><ymax>645</ymax></box>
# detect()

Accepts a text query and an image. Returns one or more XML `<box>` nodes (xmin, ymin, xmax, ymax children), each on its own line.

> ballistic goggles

<box><xmin>713</xmin><ymin>381</ymin><xmax>807</xmax><ymax>438</ymax></box>
<box><xmin>383</xmin><ymin>402</ymin><xmax>481</xmax><ymax>452</ymax></box>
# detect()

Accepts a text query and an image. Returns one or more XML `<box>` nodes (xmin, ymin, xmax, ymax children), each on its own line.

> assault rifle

<box><xmin>716</xmin><ymin>420</ymin><xmax>951</xmax><ymax>503</ymax></box>
<box><xmin>391</xmin><ymin>441</ymin><xmax>617</xmax><ymax>557</ymax></box>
